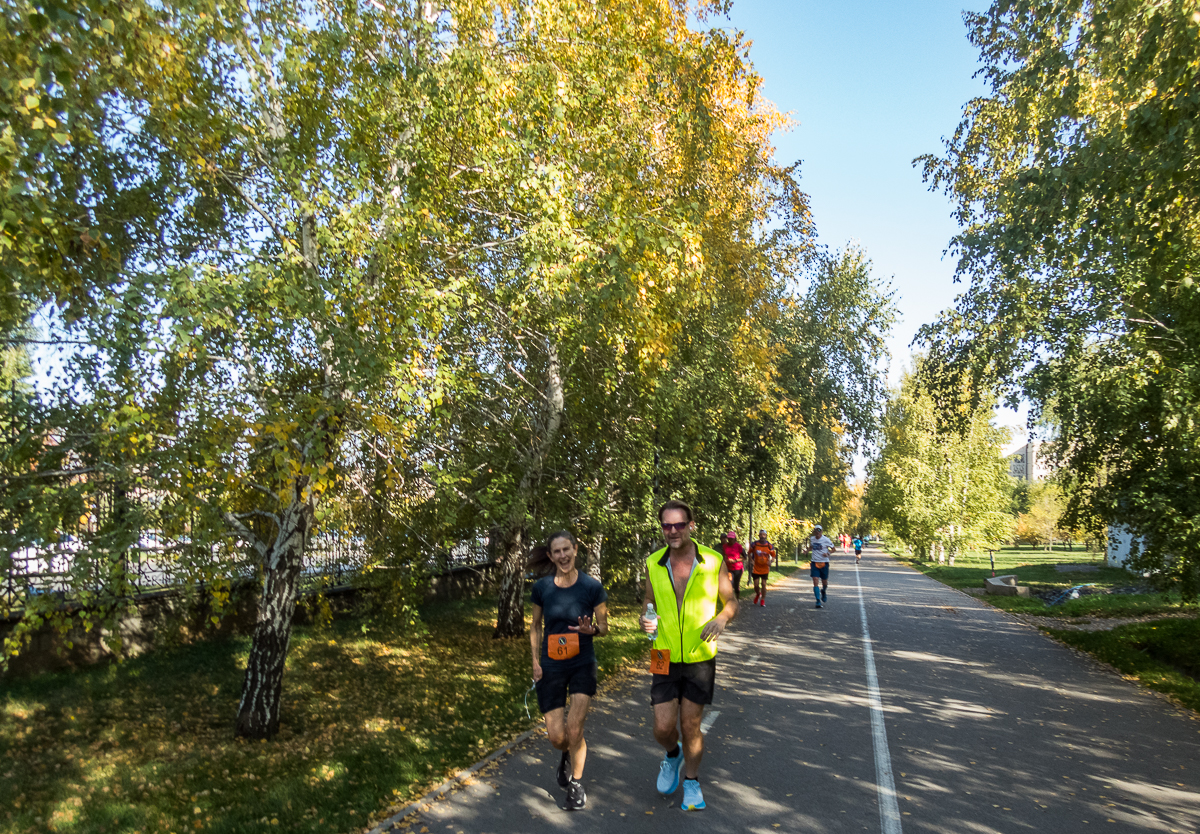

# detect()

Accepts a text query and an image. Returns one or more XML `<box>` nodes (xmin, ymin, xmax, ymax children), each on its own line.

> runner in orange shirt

<box><xmin>747</xmin><ymin>530</ymin><xmax>777</xmax><ymax>607</ymax></box>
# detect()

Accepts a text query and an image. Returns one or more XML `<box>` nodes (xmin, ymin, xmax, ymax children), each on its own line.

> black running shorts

<box><xmin>650</xmin><ymin>658</ymin><xmax>717</xmax><ymax>706</ymax></box>
<box><xmin>536</xmin><ymin>662</ymin><xmax>598</xmax><ymax>713</ymax></box>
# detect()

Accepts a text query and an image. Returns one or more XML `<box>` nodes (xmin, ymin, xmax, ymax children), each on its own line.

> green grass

<box><xmin>878</xmin><ymin>541</ymin><xmax>1194</xmax><ymax>618</ymax></box>
<box><xmin>1049</xmin><ymin>619</ymin><xmax>1200</xmax><ymax>713</ymax></box>
<box><xmin>0</xmin><ymin>591</ymin><xmax>653</xmax><ymax>834</ymax></box>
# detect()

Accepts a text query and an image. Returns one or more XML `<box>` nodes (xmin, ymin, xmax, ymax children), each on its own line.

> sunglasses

<box><xmin>661</xmin><ymin>521</ymin><xmax>690</xmax><ymax>532</ymax></box>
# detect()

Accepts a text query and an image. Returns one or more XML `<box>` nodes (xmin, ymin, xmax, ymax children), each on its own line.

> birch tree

<box><xmin>1</xmin><ymin>0</ymin><xmax>497</xmax><ymax>737</ymax></box>
<box><xmin>421</xmin><ymin>0</ymin><xmax>814</xmax><ymax>636</ymax></box>
<box><xmin>866</xmin><ymin>368</ymin><xmax>1012</xmax><ymax>557</ymax></box>
<box><xmin>917</xmin><ymin>0</ymin><xmax>1200</xmax><ymax>596</ymax></box>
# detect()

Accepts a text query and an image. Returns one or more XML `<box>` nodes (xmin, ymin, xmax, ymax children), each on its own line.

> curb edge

<box><xmin>367</xmin><ymin>726</ymin><xmax>542</xmax><ymax>834</ymax></box>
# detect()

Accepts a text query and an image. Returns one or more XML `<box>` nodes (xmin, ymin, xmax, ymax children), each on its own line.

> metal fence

<box><xmin>1</xmin><ymin>388</ymin><xmax>501</xmax><ymax>612</ymax></box>
<box><xmin>1</xmin><ymin>535</ymin><xmax>242</xmax><ymax>609</ymax></box>
<box><xmin>2</xmin><ymin>527</ymin><xmax>494</xmax><ymax>611</ymax></box>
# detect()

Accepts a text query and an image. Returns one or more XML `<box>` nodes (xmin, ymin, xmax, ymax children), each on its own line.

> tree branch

<box><xmin>222</xmin><ymin>512</ymin><xmax>269</xmax><ymax>559</ymax></box>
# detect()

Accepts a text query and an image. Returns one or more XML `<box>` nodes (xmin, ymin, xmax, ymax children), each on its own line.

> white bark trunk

<box><xmin>493</xmin><ymin>340</ymin><xmax>565</xmax><ymax>638</ymax></box>
<box><xmin>234</xmin><ymin>487</ymin><xmax>313</xmax><ymax>739</ymax></box>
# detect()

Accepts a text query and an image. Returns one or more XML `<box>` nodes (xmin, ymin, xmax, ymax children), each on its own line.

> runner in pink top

<box><xmin>721</xmin><ymin>530</ymin><xmax>746</xmax><ymax>599</ymax></box>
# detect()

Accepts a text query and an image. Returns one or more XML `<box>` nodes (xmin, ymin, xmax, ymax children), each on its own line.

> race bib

<box><xmin>649</xmin><ymin>647</ymin><xmax>671</xmax><ymax>675</ymax></box>
<box><xmin>547</xmin><ymin>632</ymin><xmax>580</xmax><ymax>661</ymax></box>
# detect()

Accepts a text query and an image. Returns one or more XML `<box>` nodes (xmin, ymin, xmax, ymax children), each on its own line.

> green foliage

<box><xmin>407</xmin><ymin>13</ymin><xmax>896</xmax><ymax>591</ymax></box>
<box><xmin>1</xmin><ymin>0</ymin><xmax>467</xmax><ymax>676</ymax></box>
<box><xmin>356</xmin><ymin>565</ymin><xmax>428</xmax><ymax>637</ymax></box>
<box><xmin>0</xmin><ymin>0</ymin><xmax>161</xmax><ymax>331</ymax></box>
<box><xmin>1014</xmin><ymin>482</ymin><xmax>1066</xmax><ymax>548</ymax></box>
<box><xmin>780</xmin><ymin>246</ymin><xmax>897</xmax><ymax>523</ymax></box>
<box><xmin>0</xmin><ymin>0</ymin><xmax>895</xmax><ymax>726</ymax></box>
<box><xmin>917</xmin><ymin>0</ymin><xmax>1200</xmax><ymax>599</ymax></box>
<box><xmin>866</xmin><ymin>365</ymin><xmax>1014</xmax><ymax>557</ymax></box>
<box><xmin>0</xmin><ymin>316</ymin><xmax>33</xmax><ymax>396</ymax></box>
<box><xmin>1007</xmin><ymin>479</ymin><xmax>1031</xmax><ymax>516</ymax></box>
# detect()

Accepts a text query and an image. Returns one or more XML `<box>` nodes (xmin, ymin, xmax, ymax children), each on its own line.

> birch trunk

<box><xmin>586</xmin><ymin>533</ymin><xmax>603</xmax><ymax>580</ymax></box>
<box><xmin>492</xmin><ymin>524</ymin><xmax>527</xmax><ymax>638</ymax></box>
<box><xmin>492</xmin><ymin>340</ymin><xmax>565</xmax><ymax>639</ymax></box>
<box><xmin>234</xmin><ymin>492</ymin><xmax>313</xmax><ymax>739</ymax></box>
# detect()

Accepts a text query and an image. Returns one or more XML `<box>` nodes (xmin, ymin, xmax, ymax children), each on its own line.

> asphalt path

<box><xmin>378</xmin><ymin>545</ymin><xmax>1200</xmax><ymax>834</ymax></box>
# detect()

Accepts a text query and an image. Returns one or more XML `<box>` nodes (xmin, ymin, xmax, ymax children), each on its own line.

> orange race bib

<box><xmin>649</xmin><ymin>648</ymin><xmax>671</xmax><ymax>675</ymax></box>
<box><xmin>547</xmin><ymin>632</ymin><xmax>580</xmax><ymax>661</ymax></box>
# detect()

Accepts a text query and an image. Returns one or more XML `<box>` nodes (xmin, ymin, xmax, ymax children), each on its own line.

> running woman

<box><xmin>853</xmin><ymin>535</ymin><xmax>864</xmax><ymax>563</ymax></box>
<box><xmin>747</xmin><ymin>530</ymin><xmax>777</xmax><ymax>606</ymax></box>
<box><xmin>529</xmin><ymin>530</ymin><xmax>608</xmax><ymax>810</ymax></box>
<box><xmin>807</xmin><ymin>524</ymin><xmax>835</xmax><ymax>607</ymax></box>
<box><xmin>721</xmin><ymin>530</ymin><xmax>746</xmax><ymax>599</ymax></box>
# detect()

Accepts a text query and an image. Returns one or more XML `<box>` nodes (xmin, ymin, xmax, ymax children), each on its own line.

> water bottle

<box><xmin>645</xmin><ymin>603</ymin><xmax>658</xmax><ymax>642</ymax></box>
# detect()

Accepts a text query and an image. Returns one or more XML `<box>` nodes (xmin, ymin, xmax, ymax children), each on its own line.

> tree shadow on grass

<box><xmin>1</xmin><ymin>594</ymin><xmax>651</xmax><ymax>834</ymax></box>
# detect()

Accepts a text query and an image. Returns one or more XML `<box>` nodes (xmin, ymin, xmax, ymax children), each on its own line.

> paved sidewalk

<box><xmin>378</xmin><ymin>546</ymin><xmax>1200</xmax><ymax>834</ymax></box>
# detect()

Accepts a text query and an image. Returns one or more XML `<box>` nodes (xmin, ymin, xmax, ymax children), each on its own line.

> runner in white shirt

<box><xmin>806</xmin><ymin>524</ymin><xmax>836</xmax><ymax>608</ymax></box>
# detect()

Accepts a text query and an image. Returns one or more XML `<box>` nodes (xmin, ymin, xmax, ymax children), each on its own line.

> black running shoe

<box><xmin>556</xmin><ymin>750</ymin><xmax>571</xmax><ymax>788</ymax></box>
<box><xmin>565</xmin><ymin>778</ymin><xmax>586</xmax><ymax>810</ymax></box>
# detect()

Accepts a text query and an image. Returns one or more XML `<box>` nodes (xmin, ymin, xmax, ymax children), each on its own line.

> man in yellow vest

<box><xmin>639</xmin><ymin>499</ymin><xmax>738</xmax><ymax>811</ymax></box>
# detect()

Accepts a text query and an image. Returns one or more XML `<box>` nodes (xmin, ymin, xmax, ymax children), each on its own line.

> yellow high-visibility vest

<box><xmin>647</xmin><ymin>544</ymin><xmax>724</xmax><ymax>663</ymax></box>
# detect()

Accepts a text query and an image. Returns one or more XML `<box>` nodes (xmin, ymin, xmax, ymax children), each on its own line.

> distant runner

<box><xmin>807</xmin><ymin>524</ymin><xmax>836</xmax><ymax>608</ymax></box>
<box><xmin>853</xmin><ymin>535</ymin><xmax>863</xmax><ymax>563</ymax></box>
<box><xmin>529</xmin><ymin>530</ymin><xmax>609</xmax><ymax>810</ymax></box>
<box><xmin>721</xmin><ymin>530</ymin><xmax>746</xmax><ymax>599</ymax></box>
<box><xmin>747</xmin><ymin>530</ymin><xmax>777</xmax><ymax>607</ymax></box>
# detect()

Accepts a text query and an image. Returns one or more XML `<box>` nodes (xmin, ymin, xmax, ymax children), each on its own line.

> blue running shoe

<box><xmin>681</xmin><ymin>778</ymin><xmax>705</xmax><ymax>810</ymax></box>
<box><xmin>657</xmin><ymin>744</ymin><xmax>683</xmax><ymax>795</ymax></box>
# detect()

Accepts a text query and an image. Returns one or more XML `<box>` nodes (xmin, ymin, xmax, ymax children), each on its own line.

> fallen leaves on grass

<box><xmin>1</xmin><ymin>596</ymin><xmax>649</xmax><ymax>834</ymax></box>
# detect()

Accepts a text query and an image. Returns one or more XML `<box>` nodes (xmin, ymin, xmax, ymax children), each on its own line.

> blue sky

<box><xmin>722</xmin><ymin>0</ymin><xmax>985</xmax><ymax>372</ymax></box>
<box><xmin>718</xmin><ymin>0</ymin><xmax>1027</xmax><ymax>446</ymax></box>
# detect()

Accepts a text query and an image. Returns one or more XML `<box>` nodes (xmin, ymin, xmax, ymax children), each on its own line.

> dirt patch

<box><xmin>1031</xmin><ymin>584</ymin><xmax>1156</xmax><ymax>604</ymax></box>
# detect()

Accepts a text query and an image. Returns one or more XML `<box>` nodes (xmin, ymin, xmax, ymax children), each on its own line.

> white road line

<box><xmin>700</xmin><ymin>709</ymin><xmax>720</xmax><ymax>735</ymax></box>
<box><xmin>855</xmin><ymin>560</ymin><xmax>903</xmax><ymax>834</ymax></box>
